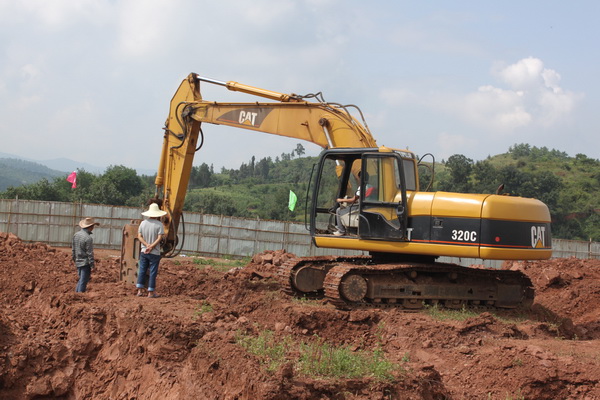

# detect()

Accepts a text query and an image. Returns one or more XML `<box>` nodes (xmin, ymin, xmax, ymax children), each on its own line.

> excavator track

<box><xmin>278</xmin><ymin>256</ymin><xmax>534</xmax><ymax>310</ymax></box>
<box><xmin>276</xmin><ymin>255</ymin><xmax>371</xmax><ymax>297</ymax></box>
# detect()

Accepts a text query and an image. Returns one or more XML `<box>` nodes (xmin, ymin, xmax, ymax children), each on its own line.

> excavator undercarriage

<box><xmin>277</xmin><ymin>256</ymin><xmax>534</xmax><ymax>310</ymax></box>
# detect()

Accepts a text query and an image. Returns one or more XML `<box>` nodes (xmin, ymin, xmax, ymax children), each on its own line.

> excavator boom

<box><xmin>155</xmin><ymin>73</ymin><xmax>377</xmax><ymax>253</ymax></box>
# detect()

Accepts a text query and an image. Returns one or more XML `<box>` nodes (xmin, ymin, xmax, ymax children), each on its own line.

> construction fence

<box><xmin>1</xmin><ymin>198</ymin><xmax>598</xmax><ymax>267</ymax></box>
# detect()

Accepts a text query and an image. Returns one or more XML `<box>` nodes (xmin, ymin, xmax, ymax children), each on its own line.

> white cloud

<box><xmin>20</xmin><ymin>64</ymin><xmax>40</xmax><ymax>83</ymax></box>
<box><xmin>115</xmin><ymin>0</ymin><xmax>183</xmax><ymax>57</ymax></box>
<box><xmin>380</xmin><ymin>88</ymin><xmax>415</xmax><ymax>106</ymax></box>
<box><xmin>537</xmin><ymin>90</ymin><xmax>578</xmax><ymax>127</ymax></box>
<box><xmin>0</xmin><ymin>2</ymin><xmax>596</xmax><ymax>169</ymax></box>
<box><xmin>15</xmin><ymin>94</ymin><xmax>42</xmax><ymax>111</ymax></box>
<box><xmin>240</xmin><ymin>0</ymin><xmax>297</xmax><ymax>26</ymax></box>
<box><xmin>388</xmin><ymin>12</ymin><xmax>483</xmax><ymax>57</ymax></box>
<box><xmin>49</xmin><ymin>99</ymin><xmax>94</xmax><ymax>131</ymax></box>
<box><xmin>498</xmin><ymin>57</ymin><xmax>544</xmax><ymax>89</ymax></box>
<box><xmin>436</xmin><ymin>132</ymin><xmax>471</xmax><ymax>160</ymax></box>
<box><xmin>0</xmin><ymin>0</ymin><xmax>110</xmax><ymax>28</ymax></box>
<box><xmin>464</xmin><ymin>85</ymin><xmax>531</xmax><ymax>131</ymax></box>
<box><xmin>459</xmin><ymin>57</ymin><xmax>580</xmax><ymax>132</ymax></box>
<box><xmin>541</xmin><ymin>68</ymin><xmax>562</xmax><ymax>94</ymax></box>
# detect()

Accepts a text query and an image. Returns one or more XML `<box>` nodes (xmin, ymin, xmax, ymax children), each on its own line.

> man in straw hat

<box><xmin>72</xmin><ymin>217</ymin><xmax>100</xmax><ymax>292</ymax></box>
<box><xmin>136</xmin><ymin>203</ymin><xmax>167</xmax><ymax>298</ymax></box>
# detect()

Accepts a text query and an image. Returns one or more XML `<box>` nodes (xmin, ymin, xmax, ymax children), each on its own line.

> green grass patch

<box><xmin>298</xmin><ymin>339</ymin><xmax>397</xmax><ymax>380</ymax></box>
<box><xmin>236</xmin><ymin>330</ymin><xmax>400</xmax><ymax>380</ymax></box>
<box><xmin>236</xmin><ymin>330</ymin><xmax>291</xmax><ymax>372</ymax></box>
<box><xmin>192</xmin><ymin>301</ymin><xmax>214</xmax><ymax>320</ymax></box>
<box><xmin>424</xmin><ymin>303</ymin><xmax>479</xmax><ymax>321</ymax></box>
<box><xmin>198</xmin><ymin>301</ymin><xmax>213</xmax><ymax>314</ymax></box>
<box><xmin>192</xmin><ymin>256</ymin><xmax>250</xmax><ymax>272</ymax></box>
<box><xmin>291</xmin><ymin>295</ymin><xmax>323</xmax><ymax>306</ymax></box>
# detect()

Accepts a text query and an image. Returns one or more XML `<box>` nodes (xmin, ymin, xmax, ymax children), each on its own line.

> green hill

<box><xmin>432</xmin><ymin>144</ymin><xmax>599</xmax><ymax>241</ymax></box>
<box><xmin>0</xmin><ymin>158</ymin><xmax>66</xmax><ymax>191</ymax></box>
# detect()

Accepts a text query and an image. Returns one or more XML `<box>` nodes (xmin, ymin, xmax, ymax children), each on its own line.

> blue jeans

<box><xmin>137</xmin><ymin>253</ymin><xmax>161</xmax><ymax>292</ymax></box>
<box><xmin>76</xmin><ymin>265</ymin><xmax>91</xmax><ymax>292</ymax></box>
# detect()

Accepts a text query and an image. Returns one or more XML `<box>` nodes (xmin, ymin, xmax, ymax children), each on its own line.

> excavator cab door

<box><xmin>357</xmin><ymin>153</ymin><xmax>410</xmax><ymax>240</ymax></box>
<box><xmin>309</xmin><ymin>149</ymin><xmax>415</xmax><ymax>241</ymax></box>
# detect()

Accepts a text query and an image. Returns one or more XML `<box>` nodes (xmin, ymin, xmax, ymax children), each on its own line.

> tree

<box><xmin>190</xmin><ymin>163</ymin><xmax>214</xmax><ymax>188</ymax></box>
<box><xmin>185</xmin><ymin>190</ymin><xmax>247</xmax><ymax>216</ymax></box>
<box><xmin>583</xmin><ymin>213</ymin><xmax>600</xmax><ymax>241</ymax></box>
<box><xmin>509</xmin><ymin>143</ymin><xmax>531</xmax><ymax>158</ymax></box>
<box><xmin>86</xmin><ymin>166</ymin><xmax>143</xmax><ymax>205</ymax></box>
<box><xmin>65</xmin><ymin>170</ymin><xmax>97</xmax><ymax>203</ymax></box>
<box><xmin>495</xmin><ymin>165</ymin><xmax>528</xmax><ymax>195</ymax></box>
<box><xmin>104</xmin><ymin>166</ymin><xmax>143</xmax><ymax>198</ymax></box>
<box><xmin>441</xmin><ymin>154</ymin><xmax>473</xmax><ymax>192</ymax></box>
<box><xmin>88</xmin><ymin>180</ymin><xmax>123</xmax><ymax>205</ymax></box>
<box><xmin>471</xmin><ymin>160</ymin><xmax>499</xmax><ymax>194</ymax></box>
<box><xmin>525</xmin><ymin>170</ymin><xmax>561</xmax><ymax>210</ymax></box>
<box><xmin>294</xmin><ymin>143</ymin><xmax>306</xmax><ymax>157</ymax></box>
<box><xmin>255</xmin><ymin>157</ymin><xmax>272</xmax><ymax>180</ymax></box>
<box><xmin>3</xmin><ymin>178</ymin><xmax>61</xmax><ymax>201</ymax></box>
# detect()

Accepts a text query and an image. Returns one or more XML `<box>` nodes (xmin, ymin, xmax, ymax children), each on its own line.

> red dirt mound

<box><xmin>0</xmin><ymin>233</ymin><xmax>599</xmax><ymax>399</ymax></box>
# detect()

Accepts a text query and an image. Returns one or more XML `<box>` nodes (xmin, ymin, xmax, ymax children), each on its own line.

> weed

<box><xmin>193</xmin><ymin>257</ymin><xmax>249</xmax><ymax>272</ymax></box>
<box><xmin>401</xmin><ymin>352</ymin><xmax>410</xmax><ymax>363</ymax></box>
<box><xmin>236</xmin><ymin>330</ymin><xmax>399</xmax><ymax>381</ymax></box>
<box><xmin>236</xmin><ymin>330</ymin><xmax>290</xmax><ymax>372</ymax></box>
<box><xmin>504</xmin><ymin>390</ymin><xmax>525</xmax><ymax>400</ymax></box>
<box><xmin>298</xmin><ymin>338</ymin><xmax>397</xmax><ymax>380</ymax></box>
<box><xmin>424</xmin><ymin>303</ymin><xmax>479</xmax><ymax>321</ymax></box>
<box><xmin>292</xmin><ymin>296</ymin><xmax>323</xmax><ymax>306</ymax></box>
<box><xmin>192</xmin><ymin>301</ymin><xmax>214</xmax><ymax>319</ymax></box>
<box><xmin>512</xmin><ymin>358</ymin><xmax>523</xmax><ymax>367</ymax></box>
<box><xmin>493</xmin><ymin>313</ymin><xmax>528</xmax><ymax>325</ymax></box>
<box><xmin>487</xmin><ymin>391</ymin><xmax>525</xmax><ymax>400</ymax></box>
<box><xmin>375</xmin><ymin>321</ymin><xmax>386</xmax><ymax>344</ymax></box>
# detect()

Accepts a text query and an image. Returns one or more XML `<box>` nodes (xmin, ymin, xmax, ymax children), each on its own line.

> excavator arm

<box><xmin>154</xmin><ymin>73</ymin><xmax>378</xmax><ymax>256</ymax></box>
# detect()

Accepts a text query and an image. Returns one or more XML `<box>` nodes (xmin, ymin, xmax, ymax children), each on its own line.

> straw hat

<box><xmin>142</xmin><ymin>203</ymin><xmax>167</xmax><ymax>217</ymax></box>
<box><xmin>79</xmin><ymin>217</ymin><xmax>100</xmax><ymax>229</ymax></box>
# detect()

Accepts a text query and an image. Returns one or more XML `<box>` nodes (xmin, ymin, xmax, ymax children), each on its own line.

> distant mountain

<box><xmin>0</xmin><ymin>152</ymin><xmax>157</xmax><ymax>191</ymax></box>
<box><xmin>0</xmin><ymin>152</ymin><xmax>105</xmax><ymax>174</ymax></box>
<box><xmin>0</xmin><ymin>158</ymin><xmax>67</xmax><ymax>191</ymax></box>
<box><xmin>39</xmin><ymin>157</ymin><xmax>106</xmax><ymax>174</ymax></box>
<box><xmin>0</xmin><ymin>152</ymin><xmax>155</xmax><ymax>182</ymax></box>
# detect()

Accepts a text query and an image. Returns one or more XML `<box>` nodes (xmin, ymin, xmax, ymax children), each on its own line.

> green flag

<box><xmin>288</xmin><ymin>190</ymin><xmax>298</xmax><ymax>211</ymax></box>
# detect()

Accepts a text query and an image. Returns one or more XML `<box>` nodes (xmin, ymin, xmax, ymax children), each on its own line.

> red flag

<box><xmin>66</xmin><ymin>171</ymin><xmax>77</xmax><ymax>189</ymax></box>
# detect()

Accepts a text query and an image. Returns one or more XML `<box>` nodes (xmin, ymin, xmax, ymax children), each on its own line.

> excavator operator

<box><xmin>333</xmin><ymin>171</ymin><xmax>374</xmax><ymax>236</ymax></box>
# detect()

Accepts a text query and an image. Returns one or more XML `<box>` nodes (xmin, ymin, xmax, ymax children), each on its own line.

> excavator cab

<box><xmin>310</xmin><ymin>147</ymin><xmax>416</xmax><ymax>242</ymax></box>
<box><xmin>310</xmin><ymin>147</ymin><xmax>551</xmax><ymax>265</ymax></box>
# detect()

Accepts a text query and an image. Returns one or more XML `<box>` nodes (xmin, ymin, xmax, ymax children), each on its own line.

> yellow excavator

<box><xmin>120</xmin><ymin>73</ymin><xmax>552</xmax><ymax>309</ymax></box>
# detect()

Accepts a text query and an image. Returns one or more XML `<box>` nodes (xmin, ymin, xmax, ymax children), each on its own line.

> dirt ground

<box><xmin>0</xmin><ymin>231</ymin><xmax>599</xmax><ymax>400</ymax></box>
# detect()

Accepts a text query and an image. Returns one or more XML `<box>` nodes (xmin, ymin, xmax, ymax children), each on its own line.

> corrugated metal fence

<box><xmin>1</xmin><ymin>199</ymin><xmax>598</xmax><ymax>266</ymax></box>
<box><xmin>0</xmin><ymin>198</ymin><xmax>355</xmax><ymax>258</ymax></box>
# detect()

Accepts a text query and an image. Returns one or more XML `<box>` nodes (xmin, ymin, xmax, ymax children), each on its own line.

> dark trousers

<box><xmin>76</xmin><ymin>265</ymin><xmax>91</xmax><ymax>292</ymax></box>
<box><xmin>136</xmin><ymin>253</ymin><xmax>161</xmax><ymax>292</ymax></box>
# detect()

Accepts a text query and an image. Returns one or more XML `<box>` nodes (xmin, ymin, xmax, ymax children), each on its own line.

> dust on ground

<box><xmin>0</xmin><ymin>231</ymin><xmax>599</xmax><ymax>399</ymax></box>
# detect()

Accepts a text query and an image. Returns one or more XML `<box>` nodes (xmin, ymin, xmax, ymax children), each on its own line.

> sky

<box><xmin>1</xmin><ymin>0</ymin><xmax>598</xmax><ymax>175</ymax></box>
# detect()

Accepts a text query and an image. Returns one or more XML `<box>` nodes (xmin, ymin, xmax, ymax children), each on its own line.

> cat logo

<box><xmin>216</xmin><ymin>108</ymin><xmax>272</xmax><ymax>128</ymax></box>
<box><xmin>531</xmin><ymin>226</ymin><xmax>546</xmax><ymax>248</ymax></box>
<box><xmin>239</xmin><ymin>111</ymin><xmax>257</xmax><ymax>126</ymax></box>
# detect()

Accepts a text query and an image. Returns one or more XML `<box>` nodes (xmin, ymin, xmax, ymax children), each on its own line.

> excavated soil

<box><xmin>0</xmin><ymin>231</ymin><xmax>599</xmax><ymax>399</ymax></box>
